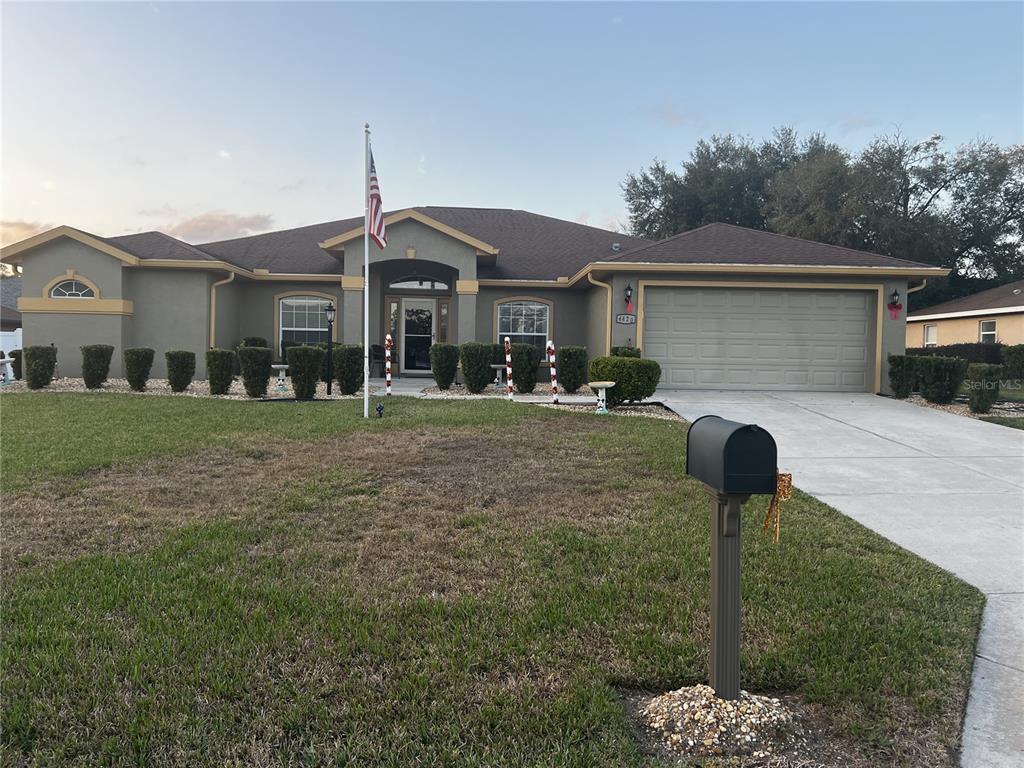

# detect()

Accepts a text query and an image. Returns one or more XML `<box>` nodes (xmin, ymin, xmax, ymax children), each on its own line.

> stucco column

<box><xmin>456</xmin><ymin>280</ymin><xmax>479</xmax><ymax>344</ymax></box>
<box><xmin>341</xmin><ymin>276</ymin><xmax>364</xmax><ymax>345</ymax></box>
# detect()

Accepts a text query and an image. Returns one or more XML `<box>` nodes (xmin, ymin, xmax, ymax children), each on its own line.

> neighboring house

<box><xmin>0</xmin><ymin>275</ymin><xmax>23</xmax><ymax>352</ymax></box>
<box><xmin>0</xmin><ymin>209</ymin><xmax>945</xmax><ymax>392</ymax></box>
<box><xmin>907</xmin><ymin>279</ymin><xmax>1024</xmax><ymax>348</ymax></box>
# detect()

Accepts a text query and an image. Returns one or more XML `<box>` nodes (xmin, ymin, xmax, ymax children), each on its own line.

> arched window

<box><xmin>388</xmin><ymin>275</ymin><xmax>449</xmax><ymax>291</ymax></box>
<box><xmin>280</xmin><ymin>295</ymin><xmax>331</xmax><ymax>353</ymax></box>
<box><xmin>496</xmin><ymin>299</ymin><xmax>551</xmax><ymax>354</ymax></box>
<box><xmin>49</xmin><ymin>279</ymin><xmax>95</xmax><ymax>298</ymax></box>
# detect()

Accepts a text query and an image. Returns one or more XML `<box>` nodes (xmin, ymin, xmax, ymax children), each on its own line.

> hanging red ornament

<box><xmin>887</xmin><ymin>301</ymin><xmax>903</xmax><ymax>320</ymax></box>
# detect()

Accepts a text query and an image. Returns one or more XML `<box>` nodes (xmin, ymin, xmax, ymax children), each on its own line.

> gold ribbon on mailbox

<box><xmin>763</xmin><ymin>472</ymin><xmax>793</xmax><ymax>544</ymax></box>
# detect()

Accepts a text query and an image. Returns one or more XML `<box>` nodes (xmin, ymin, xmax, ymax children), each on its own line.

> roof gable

<box><xmin>0</xmin><ymin>226</ymin><xmax>140</xmax><ymax>266</ymax></box>
<box><xmin>909</xmin><ymin>279</ymin><xmax>1024</xmax><ymax>317</ymax></box>
<box><xmin>319</xmin><ymin>209</ymin><xmax>501</xmax><ymax>255</ymax></box>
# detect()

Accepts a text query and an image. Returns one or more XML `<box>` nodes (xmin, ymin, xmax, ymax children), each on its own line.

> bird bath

<box><xmin>590</xmin><ymin>381</ymin><xmax>615</xmax><ymax>414</ymax></box>
<box><xmin>271</xmin><ymin>364</ymin><xmax>289</xmax><ymax>392</ymax></box>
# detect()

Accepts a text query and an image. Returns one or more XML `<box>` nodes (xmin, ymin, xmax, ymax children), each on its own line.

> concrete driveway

<box><xmin>659</xmin><ymin>390</ymin><xmax>1023</xmax><ymax>768</ymax></box>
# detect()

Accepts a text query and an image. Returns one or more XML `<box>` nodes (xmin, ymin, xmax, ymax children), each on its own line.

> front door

<box><xmin>401</xmin><ymin>298</ymin><xmax>435</xmax><ymax>372</ymax></box>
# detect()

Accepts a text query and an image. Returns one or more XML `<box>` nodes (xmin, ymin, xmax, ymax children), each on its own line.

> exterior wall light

<box><xmin>625</xmin><ymin>283</ymin><xmax>634</xmax><ymax>313</ymax></box>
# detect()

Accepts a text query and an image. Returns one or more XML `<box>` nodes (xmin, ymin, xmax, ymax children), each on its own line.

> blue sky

<box><xmin>2</xmin><ymin>1</ymin><xmax>1021</xmax><ymax>244</ymax></box>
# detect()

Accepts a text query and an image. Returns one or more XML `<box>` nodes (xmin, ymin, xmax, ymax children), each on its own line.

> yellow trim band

<box><xmin>340</xmin><ymin>276</ymin><xmax>365</xmax><ymax>291</ymax></box>
<box><xmin>455</xmin><ymin>279</ymin><xmax>479</xmax><ymax>295</ymax></box>
<box><xmin>18</xmin><ymin>297</ymin><xmax>133</xmax><ymax>315</ymax></box>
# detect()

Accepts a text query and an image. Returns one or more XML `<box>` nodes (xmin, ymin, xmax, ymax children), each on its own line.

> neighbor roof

<box><xmin>909</xmin><ymin>279</ymin><xmax>1024</xmax><ymax>318</ymax></box>
<box><xmin>0</xmin><ymin>276</ymin><xmax>22</xmax><ymax>309</ymax></box>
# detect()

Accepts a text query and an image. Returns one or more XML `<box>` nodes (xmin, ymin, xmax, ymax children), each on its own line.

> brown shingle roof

<box><xmin>607</xmin><ymin>222</ymin><xmax>933</xmax><ymax>269</ymax></box>
<box><xmin>909</xmin><ymin>280</ymin><xmax>1024</xmax><ymax>317</ymax></box>
<box><xmin>105</xmin><ymin>231</ymin><xmax>220</xmax><ymax>262</ymax></box>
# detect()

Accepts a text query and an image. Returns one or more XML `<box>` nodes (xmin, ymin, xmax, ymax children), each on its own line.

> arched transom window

<box><xmin>497</xmin><ymin>299</ymin><xmax>550</xmax><ymax>354</ymax></box>
<box><xmin>388</xmin><ymin>275</ymin><xmax>449</xmax><ymax>291</ymax></box>
<box><xmin>49</xmin><ymin>279</ymin><xmax>95</xmax><ymax>298</ymax></box>
<box><xmin>280</xmin><ymin>296</ymin><xmax>331</xmax><ymax>352</ymax></box>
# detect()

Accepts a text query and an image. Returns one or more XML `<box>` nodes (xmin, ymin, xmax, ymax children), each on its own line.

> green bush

<box><xmin>287</xmin><ymin>345</ymin><xmax>325</xmax><ymax>400</ymax></box>
<box><xmin>557</xmin><ymin>346</ymin><xmax>587</xmax><ymax>393</ymax></box>
<box><xmin>23</xmin><ymin>346</ymin><xmax>57</xmax><ymax>389</ymax></box>
<box><xmin>460</xmin><ymin>342</ymin><xmax>494</xmax><ymax>394</ymax></box>
<box><xmin>332</xmin><ymin>344</ymin><xmax>364</xmax><ymax>395</ymax></box>
<box><xmin>589</xmin><ymin>356</ymin><xmax>661</xmax><ymax>407</ymax></box>
<box><xmin>241</xmin><ymin>336</ymin><xmax>269</xmax><ymax>349</ymax></box>
<box><xmin>1003</xmin><ymin>344</ymin><xmax>1024</xmax><ymax>380</ymax></box>
<box><xmin>489</xmin><ymin>343</ymin><xmax>506</xmax><ymax>366</ymax></box>
<box><xmin>281</xmin><ymin>340</ymin><xmax>331</xmax><ymax>382</ymax></box>
<box><xmin>916</xmin><ymin>355</ymin><xmax>968</xmax><ymax>404</ymax></box>
<box><xmin>80</xmin><ymin>344</ymin><xmax>114</xmax><ymax>389</ymax></box>
<box><xmin>887</xmin><ymin>354</ymin><xmax>917</xmax><ymax>399</ymax></box>
<box><xmin>10</xmin><ymin>349</ymin><xmax>22</xmax><ymax>380</ymax></box>
<box><xmin>165</xmin><ymin>350</ymin><xmax>196</xmax><ymax>393</ymax></box>
<box><xmin>429</xmin><ymin>343</ymin><xmax>459</xmax><ymax>390</ymax></box>
<box><xmin>510</xmin><ymin>344</ymin><xmax>540</xmax><ymax>394</ymax></box>
<box><xmin>907</xmin><ymin>342</ymin><xmax>1002</xmax><ymax>364</ymax></box>
<box><xmin>206</xmin><ymin>348</ymin><xmax>236</xmax><ymax>395</ymax></box>
<box><xmin>123</xmin><ymin>348</ymin><xmax>155</xmax><ymax>392</ymax></box>
<box><xmin>238</xmin><ymin>346</ymin><xmax>272</xmax><ymax>398</ymax></box>
<box><xmin>966</xmin><ymin>363</ymin><xmax>1002</xmax><ymax>414</ymax></box>
<box><xmin>611</xmin><ymin>346</ymin><xmax>642</xmax><ymax>358</ymax></box>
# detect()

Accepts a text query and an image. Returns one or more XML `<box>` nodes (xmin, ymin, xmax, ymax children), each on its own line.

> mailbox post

<box><xmin>686</xmin><ymin>415</ymin><xmax>778</xmax><ymax>700</ymax></box>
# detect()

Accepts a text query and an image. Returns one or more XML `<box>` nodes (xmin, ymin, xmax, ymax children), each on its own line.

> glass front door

<box><xmin>401</xmin><ymin>298</ymin><xmax>435</xmax><ymax>372</ymax></box>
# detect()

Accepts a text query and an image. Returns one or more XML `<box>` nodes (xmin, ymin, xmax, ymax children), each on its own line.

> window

<box><xmin>280</xmin><ymin>296</ymin><xmax>331</xmax><ymax>354</ymax></box>
<box><xmin>49</xmin><ymin>280</ymin><xmax>95</xmax><ymax>298</ymax></box>
<box><xmin>497</xmin><ymin>299</ymin><xmax>550</xmax><ymax>354</ymax></box>
<box><xmin>388</xmin><ymin>275</ymin><xmax>449</xmax><ymax>291</ymax></box>
<box><xmin>980</xmin><ymin>320</ymin><xmax>997</xmax><ymax>344</ymax></box>
<box><xmin>923</xmin><ymin>325</ymin><xmax>937</xmax><ymax>347</ymax></box>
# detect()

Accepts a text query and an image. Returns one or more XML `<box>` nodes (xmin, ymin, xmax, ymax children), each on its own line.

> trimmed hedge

<box><xmin>165</xmin><ymin>350</ymin><xmax>196</xmax><ymax>393</ymax></box>
<box><xmin>23</xmin><ymin>346</ymin><xmax>57</xmax><ymax>389</ymax></box>
<box><xmin>510</xmin><ymin>344</ymin><xmax>540</xmax><ymax>394</ymax></box>
<box><xmin>428</xmin><ymin>344</ymin><xmax>459</xmax><ymax>390</ymax></box>
<box><xmin>489</xmin><ymin>343</ymin><xmax>506</xmax><ymax>366</ymax></box>
<box><xmin>459</xmin><ymin>343</ymin><xmax>493</xmax><ymax>394</ymax></box>
<box><xmin>966</xmin><ymin>363</ymin><xmax>1002</xmax><ymax>414</ymax></box>
<box><xmin>589</xmin><ymin>356</ymin><xmax>661</xmax><ymax>407</ymax></box>
<box><xmin>241</xmin><ymin>336</ymin><xmax>269</xmax><ymax>349</ymax></box>
<box><xmin>281</xmin><ymin>340</ymin><xmax>331</xmax><ymax>382</ymax></box>
<box><xmin>916</xmin><ymin>355</ymin><xmax>968</xmax><ymax>404</ymax></box>
<box><xmin>1003</xmin><ymin>344</ymin><xmax>1024</xmax><ymax>380</ymax></box>
<box><xmin>206</xmin><ymin>348</ymin><xmax>236</xmax><ymax>395</ymax></box>
<box><xmin>332</xmin><ymin>344</ymin><xmax>364</xmax><ymax>395</ymax></box>
<box><xmin>887</xmin><ymin>354</ymin><xmax>917</xmax><ymax>399</ymax></box>
<box><xmin>123</xmin><ymin>348</ymin><xmax>155</xmax><ymax>392</ymax></box>
<box><xmin>611</xmin><ymin>346</ymin><xmax>642</xmax><ymax>358</ymax></box>
<box><xmin>10</xmin><ymin>349</ymin><xmax>22</xmax><ymax>380</ymax></box>
<box><xmin>81</xmin><ymin>344</ymin><xmax>114</xmax><ymax>389</ymax></box>
<box><xmin>907</xmin><ymin>342</ymin><xmax>1003</xmax><ymax>364</ymax></box>
<box><xmin>238</xmin><ymin>346</ymin><xmax>272</xmax><ymax>398</ymax></box>
<box><xmin>287</xmin><ymin>345</ymin><xmax>325</xmax><ymax>400</ymax></box>
<box><xmin>558</xmin><ymin>346</ymin><xmax>587</xmax><ymax>393</ymax></box>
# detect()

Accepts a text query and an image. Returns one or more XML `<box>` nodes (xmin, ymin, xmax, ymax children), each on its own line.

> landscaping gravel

<box><xmin>0</xmin><ymin>377</ymin><xmax>380</xmax><ymax>400</ymax></box>
<box><xmin>422</xmin><ymin>382</ymin><xmax>595</xmax><ymax>397</ymax></box>
<box><xmin>905</xmin><ymin>394</ymin><xmax>1024</xmax><ymax>420</ymax></box>
<box><xmin>536</xmin><ymin>402</ymin><xmax>682</xmax><ymax>421</ymax></box>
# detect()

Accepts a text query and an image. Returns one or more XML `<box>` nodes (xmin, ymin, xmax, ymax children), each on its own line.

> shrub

<box><xmin>23</xmin><ymin>346</ymin><xmax>57</xmax><ymax>389</ymax></box>
<box><xmin>281</xmin><ymin>340</ymin><xmax>331</xmax><ymax>381</ymax></box>
<box><xmin>206</xmin><ymin>348</ymin><xmax>236</xmax><ymax>395</ymax></box>
<box><xmin>80</xmin><ymin>344</ymin><xmax>113</xmax><ymax>389</ymax></box>
<box><xmin>238</xmin><ymin>346</ymin><xmax>272</xmax><ymax>398</ymax></box>
<box><xmin>10</xmin><ymin>349</ymin><xmax>22</xmax><ymax>380</ymax></box>
<box><xmin>916</xmin><ymin>355</ymin><xmax>968</xmax><ymax>404</ymax></box>
<box><xmin>165</xmin><ymin>350</ymin><xmax>196</xmax><ymax>393</ymax></box>
<box><xmin>332</xmin><ymin>344</ymin><xmax>364</xmax><ymax>395</ymax></box>
<box><xmin>429</xmin><ymin>343</ymin><xmax>459</xmax><ymax>390</ymax></box>
<box><xmin>966</xmin><ymin>363</ymin><xmax>1002</xmax><ymax>414</ymax></box>
<box><xmin>460</xmin><ymin>342</ymin><xmax>493</xmax><ymax>394</ymax></box>
<box><xmin>123</xmin><ymin>348</ymin><xmax>155</xmax><ymax>392</ymax></box>
<box><xmin>510</xmin><ymin>344</ymin><xmax>540</xmax><ymax>394</ymax></box>
<box><xmin>1003</xmin><ymin>344</ymin><xmax>1024</xmax><ymax>380</ymax></box>
<box><xmin>489</xmin><ymin>343</ymin><xmax>506</xmax><ymax>366</ymax></box>
<box><xmin>611</xmin><ymin>346</ymin><xmax>642</xmax><ymax>358</ymax></box>
<box><xmin>241</xmin><ymin>336</ymin><xmax>269</xmax><ymax>349</ymax></box>
<box><xmin>287</xmin><ymin>345</ymin><xmax>325</xmax><ymax>400</ymax></box>
<box><xmin>589</xmin><ymin>356</ymin><xmax>661</xmax><ymax>407</ymax></box>
<box><xmin>557</xmin><ymin>346</ymin><xmax>587</xmax><ymax>393</ymax></box>
<box><xmin>887</xmin><ymin>354</ymin><xmax>917</xmax><ymax>399</ymax></box>
<box><xmin>907</xmin><ymin>342</ymin><xmax>1002</xmax><ymax>364</ymax></box>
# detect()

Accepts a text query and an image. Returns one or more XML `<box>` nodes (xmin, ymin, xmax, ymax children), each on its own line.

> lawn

<box><xmin>0</xmin><ymin>394</ymin><xmax>983</xmax><ymax>766</ymax></box>
<box><xmin>980</xmin><ymin>416</ymin><xmax>1024</xmax><ymax>430</ymax></box>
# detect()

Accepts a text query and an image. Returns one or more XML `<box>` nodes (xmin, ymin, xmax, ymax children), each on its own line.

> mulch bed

<box><xmin>905</xmin><ymin>393</ymin><xmax>1024</xmax><ymax>420</ymax></box>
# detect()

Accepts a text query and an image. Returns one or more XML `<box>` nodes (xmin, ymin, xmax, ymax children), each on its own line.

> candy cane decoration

<box><xmin>384</xmin><ymin>334</ymin><xmax>394</xmax><ymax>396</ymax></box>
<box><xmin>504</xmin><ymin>336</ymin><xmax>513</xmax><ymax>400</ymax></box>
<box><xmin>547</xmin><ymin>340</ymin><xmax>559</xmax><ymax>404</ymax></box>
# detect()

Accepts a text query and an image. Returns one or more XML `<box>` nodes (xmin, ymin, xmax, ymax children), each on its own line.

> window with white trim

<box><xmin>49</xmin><ymin>280</ymin><xmax>95</xmax><ymax>298</ymax></box>
<box><xmin>923</xmin><ymin>325</ymin><xmax>937</xmax><ymax>347</ymax></box>
<box><xmin>979</xmin><ymin>319</ymin><xmax>997</xmax><ymax>344</ymax></box>
<box><xmin>497</xmin><ymin>300</ymin><xmax>549</xmax><ymax>354</ymax></box>
<box><xmin>280</xmin><ymin>296</ymin><xmax>330</xmax><ymax>354</ymax></box>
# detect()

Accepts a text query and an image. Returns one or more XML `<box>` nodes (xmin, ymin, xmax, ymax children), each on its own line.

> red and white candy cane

<box><xmin>504</xmin><ymin>336</ymin><xmax>513</xmax><ymax>400</ymax></box>
<box><xmin>384</xmin><ymin>333</ymin><xmax>394</xmax><ymax>395</ymax></box>
<box><xmin>546</xmin><ymin>340</ymin><xmax>559</xmax><ymax>404</ymax></box>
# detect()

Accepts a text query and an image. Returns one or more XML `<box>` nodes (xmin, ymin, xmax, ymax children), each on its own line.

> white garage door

<box><xmin>642</xmin><ymin>286</ymin><xmax>872</xmax><ymax>391</ymax></box>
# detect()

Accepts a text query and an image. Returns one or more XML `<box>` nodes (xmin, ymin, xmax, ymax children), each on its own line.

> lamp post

<box><xmin>325</xmin><ymin>302</ymin><xmax>336</xmax><ymax>396</ymax></box>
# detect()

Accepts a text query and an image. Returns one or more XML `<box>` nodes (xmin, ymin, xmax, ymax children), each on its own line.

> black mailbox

<box><xmin>685</xmin><ymin>415</ymin><xmax>778</xmax><ymax>495</ymax></box>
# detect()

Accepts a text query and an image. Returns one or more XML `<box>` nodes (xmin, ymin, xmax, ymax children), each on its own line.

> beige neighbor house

<box><xmin>0</xmin><ymin>208</ymin><xmax>946</xmax><ymax>393</ymax></box>
<box><xmin>906</xmin><ymin>279</ymin><xmax>1024</xmax><ymax>348</ymax></box>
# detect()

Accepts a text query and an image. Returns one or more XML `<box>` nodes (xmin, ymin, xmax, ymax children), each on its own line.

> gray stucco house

<box><xmin>0</xmin><ymin>207</ymin><xmax>946</xmax><ymax>393</ymax></box>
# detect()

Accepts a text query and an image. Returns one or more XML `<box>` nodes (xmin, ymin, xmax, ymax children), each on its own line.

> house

<box><xmin>0</xmin><ymin>209</ymin><xmax>946</xmax><ymax>392</ymax></box>
<box><xmin>906</xmin><ymin>279</ymin><xmax>1024</xmax><ymax>348</ymax></box>
<box><xmin>0</xmin><ymin>275</ymin><xmax>23</xmax><ymax>353</ymax></box>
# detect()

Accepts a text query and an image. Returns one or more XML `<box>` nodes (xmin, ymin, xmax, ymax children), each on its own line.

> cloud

<box><xmin>836</xmin><ymin>115</ymin><xmax>879</xmax><ymax>135</ymax></box>
<box><xmin>1</xmin><ymin>220</ymin><xmax>53</xmax><ymax>246</ymax></box>
<box><xmin>651</xmin><ymin>101</ymin><xmax>702</xmax><ymax>128</ymax></box>
<box><xmin>417</xmin><ymin>154</ymin><xmax>428</xmax><ymax>175</ymax></box>
<box><xmin>138</xmin><ymin>204</ymin><xmax>177</xmax><ymax>217</ymax></box>
<box><xmin>278</xmin><ymin>179</ymin><xmax>305</xmax><ymax>193</ymax></box>
<box><xmin>163</xmin><ymin>211</ymin><xmax>273</xmax><ymax>243</ymax></box>
<box><xmin>217</xmin><ymin>149</ymin><xmax>231</xmax><ymax>160</ymax></box>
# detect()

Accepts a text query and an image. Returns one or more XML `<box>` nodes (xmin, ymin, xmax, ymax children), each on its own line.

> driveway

<box><xmin>658</xmin><ymin>390</ymin><xmax>1024</xmax><ymax>768</ymax></box>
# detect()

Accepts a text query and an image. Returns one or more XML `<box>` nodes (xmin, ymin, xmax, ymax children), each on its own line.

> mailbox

<box><xmin>686</xmin><ymin>415</ymin><xmax>777</xmax><ymax>495</ymax></box>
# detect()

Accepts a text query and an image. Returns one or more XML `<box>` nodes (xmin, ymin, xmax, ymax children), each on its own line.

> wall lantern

<box><xmin>624</xmin><ymin>283</ymin><xmax>634</xmax><ymax>313</ymax></box>
<box><xmin>887</xmin><ymin>289</ymin><xmax>903</xmax><ymax>320</ymax></box>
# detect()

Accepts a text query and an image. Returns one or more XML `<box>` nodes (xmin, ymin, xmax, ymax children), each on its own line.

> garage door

<box><xmin>642</xmin><ymin>286</ymin><xmax>872</xmax><ymax>391</ymax></box>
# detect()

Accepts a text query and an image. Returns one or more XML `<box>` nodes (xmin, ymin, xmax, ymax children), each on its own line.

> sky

<box><xmin>2</xmin><ymin>1</ymin><xmax>1022</xmax><ymax>246</ymax></box>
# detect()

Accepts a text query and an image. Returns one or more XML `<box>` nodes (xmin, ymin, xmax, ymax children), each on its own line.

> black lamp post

<box><xmin>325</xmin><ymin>303</ymin><xmax>336</xmax><ymax>396</ymax></box>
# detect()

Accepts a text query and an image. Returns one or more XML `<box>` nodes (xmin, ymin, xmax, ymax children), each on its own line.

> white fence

<box><xmin>1</xmin><ymin>329</ymin><xmax>22</xmax><ymax>355</ymax></box>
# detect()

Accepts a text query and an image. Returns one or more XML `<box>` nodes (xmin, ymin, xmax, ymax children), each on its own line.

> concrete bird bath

<box><xmin>590</xmin><ymin>381</ymin><xmax>615</xmax><ymax>414</ymax></box>
<box><xmin>271</xmin><ymin>364</ymin><xmax>289</xmax><ymax>392</ymax></box>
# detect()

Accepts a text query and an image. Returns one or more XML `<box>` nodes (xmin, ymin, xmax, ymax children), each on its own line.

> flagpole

<box><xmin>363</xmin><ymin>123</ymin><xmax>371</xmax><ymax>419</ymax></box>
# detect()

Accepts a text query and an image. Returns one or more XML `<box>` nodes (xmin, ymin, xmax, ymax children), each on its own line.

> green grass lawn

<box><xmin>981</xmin><ymin>416</ymin><xmax>1024</xmax><ymax>430</ymax></box>
<box><xmin>0</xmin><ymin>393</ymin><xmax>983</xmax><ymax>766</ymax></box>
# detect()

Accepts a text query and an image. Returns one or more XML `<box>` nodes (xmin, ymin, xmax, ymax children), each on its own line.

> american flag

<box><xmin>368</xmin><ymin>152</ymin><xmax>387</xmax><ymax>249</ymax></box>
